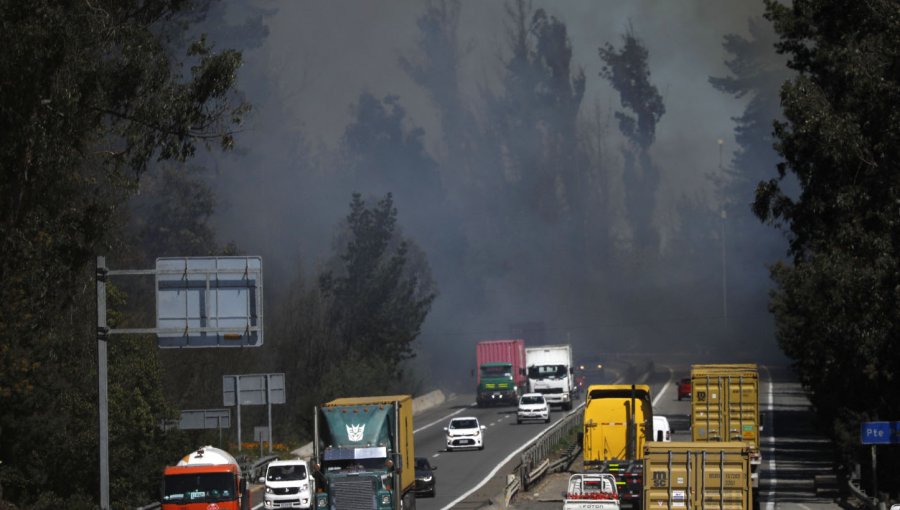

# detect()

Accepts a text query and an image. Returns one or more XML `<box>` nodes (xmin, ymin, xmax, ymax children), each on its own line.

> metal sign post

<box><xmin>96</xmin><ymin>257</ymin><xmax>110</xmax><ymax>510</ymax></box>
<box><xmin>224</xmin><ymin>373</ymin><xmax>285</xmax><ymax>453</ymax></box>
<box><xmin>94</xmin><ymin>256</ymin><xmax>263</xmax><ymax>510</ymax></box>
<box><xmin>861</xmin><ymin>421</ymin><xmax>893</xmax><ymax>502</ymax></box>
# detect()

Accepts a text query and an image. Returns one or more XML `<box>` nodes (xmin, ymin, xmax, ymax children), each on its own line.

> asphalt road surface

<box><xmin>247</xmin><ymin>362</ymin><xmax>840</xmax><ymax>510</ymax></box>
<box><xmin>509</xmin><ymin>363</ymin><xmax>840</xmax><ymax>510</ymax></box>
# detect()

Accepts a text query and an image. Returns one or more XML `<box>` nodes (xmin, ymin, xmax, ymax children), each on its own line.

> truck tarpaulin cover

<box><xmin>322</xmin><ymin>404</ymin><xmax>392</xmax><ymax>448</ymax></box>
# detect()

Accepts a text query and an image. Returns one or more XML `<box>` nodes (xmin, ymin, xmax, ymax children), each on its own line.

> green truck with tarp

<box><xmin>313</xmin><ymin>395</ymin><xmax>416</xmax><ymax>510</ymax></box>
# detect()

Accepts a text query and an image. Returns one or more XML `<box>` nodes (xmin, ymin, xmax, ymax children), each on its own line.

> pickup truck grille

<box><xmin>331</xmin><ymin>477</ymin><xmax>375</xmax><ymax>510</ymax></box>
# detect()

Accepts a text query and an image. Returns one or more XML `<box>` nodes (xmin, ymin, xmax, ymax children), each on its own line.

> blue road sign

<box><xmin>861</xmin><ymin>421</ymin><xmax>892</xmax><ymax>445</ymax></box>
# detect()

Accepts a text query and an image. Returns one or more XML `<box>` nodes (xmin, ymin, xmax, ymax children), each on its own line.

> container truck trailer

<box><xmin>313</xmin><ymin>395</ymin><xmax>416</xmax><ymax>510</ymax></box>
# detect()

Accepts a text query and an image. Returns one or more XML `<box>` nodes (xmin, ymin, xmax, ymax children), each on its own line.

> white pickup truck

<box><xmin>563</xmin><ymin>473</ymin><xmax>620</xmax><ymax>510</ymax></box>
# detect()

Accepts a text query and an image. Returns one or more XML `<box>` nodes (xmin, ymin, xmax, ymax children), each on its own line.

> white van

<box><xmin>653</xmin><ymin>416</ymin><xmax>672</xmax><ymax>442</ymax></box>
<box><xmin>260</xmin><ymin>459</ymin><xmax>314</xmax><ymax>509</ymax></box>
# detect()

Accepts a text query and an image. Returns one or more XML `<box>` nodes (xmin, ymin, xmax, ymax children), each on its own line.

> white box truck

<box><xmin>525</xmin><ymin>344</ymin><xmax>575</xmax><ymax>410</ymax></box>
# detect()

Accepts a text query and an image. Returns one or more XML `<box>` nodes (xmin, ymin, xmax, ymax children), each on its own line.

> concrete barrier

<box><xmin>412</xmin><ymin>389</ymin><xmax>446</xmax><ymax>415</ymax></box>
<box><xmin>290</xmin><ymin>390</ymin><xmax>446</xmax><ymax>459</ymax></box>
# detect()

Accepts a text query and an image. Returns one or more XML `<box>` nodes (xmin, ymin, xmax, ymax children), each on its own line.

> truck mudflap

<box><xmin>584</xmin><ymin>462</ymin><xmax>642</xmax><ymax>505</ymax></box>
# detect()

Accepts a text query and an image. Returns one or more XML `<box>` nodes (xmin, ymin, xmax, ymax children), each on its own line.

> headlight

<box><xmin>266</xmin><ymin>487</ymin><xmax>273</xmax><ymax>494</ymax></box>
<box><xmin>474</xmin><ymin>430</ymin><xmax>480</xmax><ymax>436</ymax></box>
<box><xmin>381</xmin><ymin>494</ymin><xmax>391</xmax><ymax>505</ymax></box>
<box><xmin>421</xmin><ymin>476</ymin><xmax>432</xmax><ymax>482</ymax></box>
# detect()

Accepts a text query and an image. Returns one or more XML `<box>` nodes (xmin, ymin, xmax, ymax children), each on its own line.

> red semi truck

<box><xmin>475</xmin><ymin>339</ymin><xmax>526</xmax><ymax>406</ymax></box>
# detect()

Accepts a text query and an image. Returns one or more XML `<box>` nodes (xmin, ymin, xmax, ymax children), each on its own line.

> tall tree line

<box><xmin>751</xmin><ymin>0</ymin><xmax>900</xmax><ymax>494</ymax></box>
<box><xmin>0</xmin><ymin>1</ymin><xmax>247</xmax><ymax>508</ymax></box>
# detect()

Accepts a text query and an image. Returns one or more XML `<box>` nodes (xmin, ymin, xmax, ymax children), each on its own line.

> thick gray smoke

<box><xmin>203</xmin><ymin>0</ymin><xmax>788</xmax><ymax>391</ymax></box>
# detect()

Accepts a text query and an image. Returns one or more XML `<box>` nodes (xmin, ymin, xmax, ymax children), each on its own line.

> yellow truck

<box><xmin>690</xmin><ymin>364</ymin><xmax>761</xmax><ymax>507</ymax></box>
<box><xmin>642</xmin><ymin>442</ymin><xmax>753</xmax><ymax>510</ymax></box>
<box><xmin>583</xmin><ymin>384</ymin><xmax>653</xmax><ymax>507</ymax></box>
<box><xmin>313</xmin><ymin>395</ymin><xmax>415</xmax><ymax>510</ymax></box>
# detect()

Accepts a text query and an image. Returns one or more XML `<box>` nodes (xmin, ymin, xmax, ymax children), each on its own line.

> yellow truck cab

<box><xmin>583</xmin><ymin>384</ymin><xmax>653</xmax><ymax>507</ymax></box>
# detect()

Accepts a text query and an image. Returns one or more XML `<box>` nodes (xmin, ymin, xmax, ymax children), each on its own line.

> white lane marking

<box><xmin>763</xmin><ymin>365</ymin><xmax>776</xmax><ymax>510</ymax></box>
<box><xmin>253</xmin><ymin>501</ymin><xmax>263</xmax><ymax>510</ymax></box>
<box><xmin>432</xmin><ymin>453</ymin><xmax>440</xmax><ymax>458</ymax></box>
<box><xmin>440</xmin><ymin>402</ymin><xmax>587</xmax><ymax>510</ymax></box>
<box><xmin>413</xmin><ymin>402</ymin><xmax>474</xmax><ymax>434</ymax></box>
<box><xmin>651</xmin><ymin>367</ymin><xmax>674</xmax><ymax>407</ymax></box>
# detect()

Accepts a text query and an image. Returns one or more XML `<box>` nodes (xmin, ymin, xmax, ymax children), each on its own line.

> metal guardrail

<box><xmin>519</xmin><ymin>405</ymin><xmax>585</xmax><ymax>489</ymax></box>
<box><xmin>497</xmin><ymin>404</ymin><xmax>585</xmax><ymax>508</ymax></box>
<box><xmin>846</xmin><ymin>475</ymin><xmax>886</xmax><ymax>510</ymax></box>
<box><xmin>242</xmin><ymin>454</ymin><xmax>280</xmax><ymax>483</ymax></box>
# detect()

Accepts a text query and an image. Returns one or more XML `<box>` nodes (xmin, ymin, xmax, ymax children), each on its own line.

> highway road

<box><xmin>413</xmin><ymin>363</ymin><xmax>618</xmax><ymax>510</ymax></box>
<box><xmin>246</xmin><ymin>363</ymin><xmax>615</xmax><ymax>510</ymax></box>
<box><xmin>512</xmin><ymin>362</ymin><xmax>839</xmax><ymax>510</ymax></box>
<box><xmin>247</xmin><ymin>362</ymin><xmax>839</xmax><ymax>510</ymax></box>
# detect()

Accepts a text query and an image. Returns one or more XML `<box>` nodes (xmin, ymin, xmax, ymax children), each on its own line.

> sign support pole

<box><xmin>96</xmin><ymin>257</ymin><xmax>110</xmax><ymax>510</ymax></box>
<box><xmin>236</xmin><ymin>376</ymin><xmax>242</xmax><ymax>452</ymax></box>
<box><xmin>872</xmin><ymin>445</ymin><xmax>877</xmax><ymax>503</ymax></box>
<box><xmin>267</xmin><ymin>375</ymin><xmax>273</xmax><ymax>454</ymax></box>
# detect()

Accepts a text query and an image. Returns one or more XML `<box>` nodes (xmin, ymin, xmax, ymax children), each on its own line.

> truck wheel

<box><xmin>517</xmin><ymin>418</ymin><xmax>522</xmax><ymax>424</ymax></box>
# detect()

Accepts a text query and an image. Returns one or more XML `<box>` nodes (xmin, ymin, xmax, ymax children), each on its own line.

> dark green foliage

<box><xmin>0</xmin><ymin>0</ymin><xmax>246</xmax><ymax>507</ymax></box>
<box><xmin>488</xmin><ymin>0</ymin><xmax>587</xmax><ymax>224</ymax></box>
<box><xmin>599</xmin><ymin>26</ymin><xmax>665</xmax><ymax>151</ymax></box>
<box><xmin>319</xmin><ymin>193</ymin><xmax>436</xmax><ymax>385</ymax></box>
<box><xmin>599</xmin><ymin>26</ymin><xmax>665</xmax><ymax>255</ymax></box>
<box><xmin>709</xmin><ymin>17</ymin><xmax>791</xmax><ymax>347</ymax></box>
<box><xmin>343</xmin><ymin>93</ymin><xmax>442</xmax><ymax>208</ymax></box>
<box><xmin>132</xmin><ymin>166</ymin><xmax>219</xmax><ymax>257</ymax></box>
<box><xmin>710</xmin><ymin>17</ymin><xmax>788</xmax><ymax>211</ymax></box>
<box><xmin>754</xmin><ymin>0</ymin><xmax>900</xmax><ymax>490</ymax></box>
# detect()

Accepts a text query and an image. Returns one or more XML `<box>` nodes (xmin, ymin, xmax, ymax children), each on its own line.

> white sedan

<box><xmin>517</xmin><ymin>393</ymin><xmax>550</xmax><ymax>424</ymax></box>
<box><xmin>443</xmin><ymin>417</ymin><xmax>485</xmax><ymax>451</ymax></box>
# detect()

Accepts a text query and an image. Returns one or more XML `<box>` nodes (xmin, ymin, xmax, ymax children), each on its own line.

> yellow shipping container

<box><xmin>690</xmin><ymin>364</ymin><xmax>762</xmax><ymax>500</ymax></box>
<box><xmin>690</xmin><ymin>364</ymin><xmax>760</xmax><ymax>447</ymax></box>
<box><xmin>643</xmin><ymin>442</ymin><xmax>753</xmax><ymax>510</ymax></box>
<box><xmin>320</xmin><ymin>395</ymin><xmax>416</xmax><ymax>495</ymax></box>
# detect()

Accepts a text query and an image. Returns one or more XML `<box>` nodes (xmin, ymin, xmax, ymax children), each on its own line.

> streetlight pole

<box><xmin>718</xmin><ymin>139</ymin><xmax>728</xmax><ymax>322</ymax></box>
<box><xmin>721</xmin><ymin>209</ymin><xmax>728</xmax><ymax>321</ymax></box>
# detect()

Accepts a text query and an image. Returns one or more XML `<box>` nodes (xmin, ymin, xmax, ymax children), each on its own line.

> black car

<box><xmin>414</xmin><ymin>457</ymin><xmax>436</xmax><ymax>497</ymax></box>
